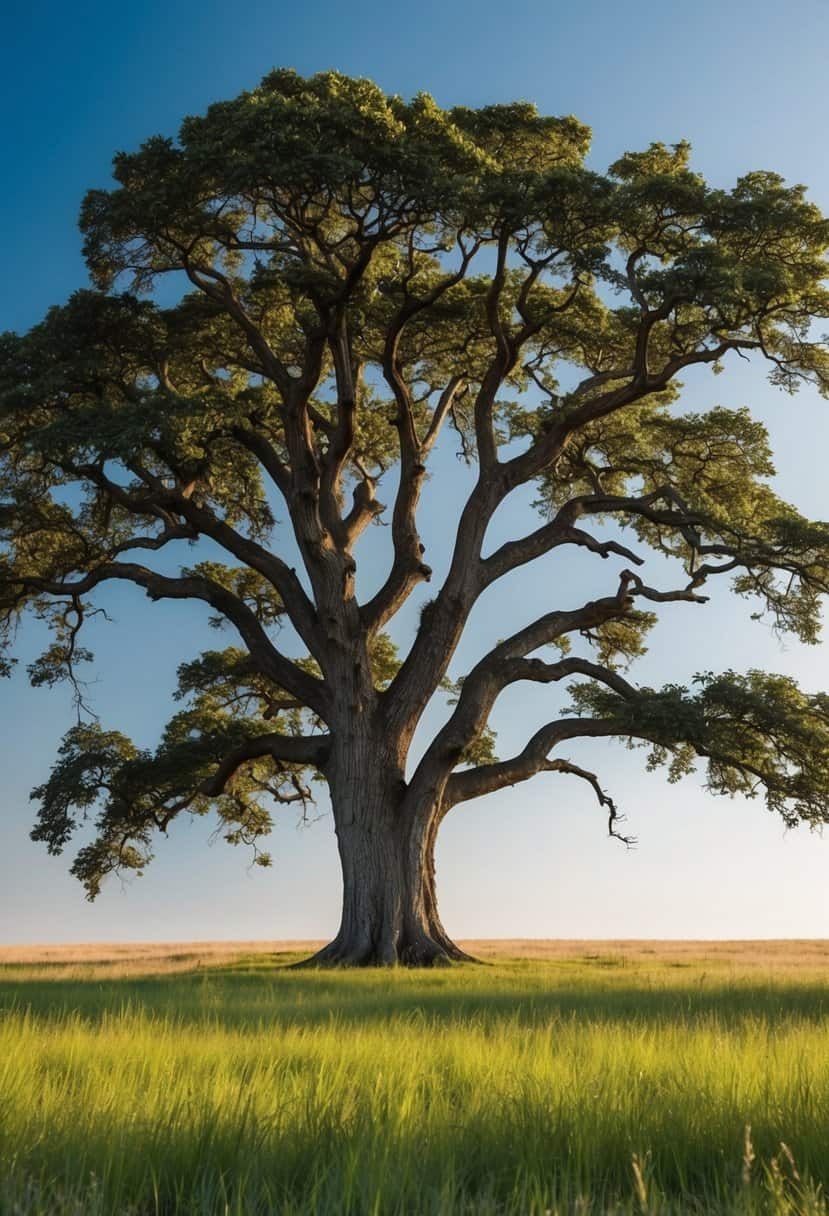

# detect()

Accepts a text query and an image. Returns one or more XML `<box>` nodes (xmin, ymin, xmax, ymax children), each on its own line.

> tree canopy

<box><xmin>3</xmin><ymin>70</ymin><xmax>829</xmax><ymax>959</ymax></box>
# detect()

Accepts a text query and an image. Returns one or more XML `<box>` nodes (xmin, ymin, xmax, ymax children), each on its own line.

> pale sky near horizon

<box><xmin>3</xmin><ymin>0</ymin><xmax>829</xmax><ymax>944</ymax></box>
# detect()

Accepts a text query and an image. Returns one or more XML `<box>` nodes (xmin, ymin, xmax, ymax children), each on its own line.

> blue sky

<box><xmin>4</xmin><ymin>0</ymin><xmax>829</xmax><ymax>943</ymax></box>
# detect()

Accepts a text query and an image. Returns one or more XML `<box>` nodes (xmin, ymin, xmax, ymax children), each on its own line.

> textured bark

<box><xmin>300</xmin><ymin>730</ymin><xmax>473</xmax><ymax>967</ymax></box>
<box><xmin>419</xmin><ymin>814</ymin><xmax>477</xmax><ymax>962</ymax></box>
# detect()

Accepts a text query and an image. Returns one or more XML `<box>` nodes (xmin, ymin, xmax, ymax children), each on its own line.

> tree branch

<box><xmin>542</xmin><ymin>758</ymin><xmax>636</xmax><ymax>845</ymax></box>
<box><xmin>481</xmin><ymin>521</ymin><xmax>644</xmax><ymax>589</ymax></box>
<box><xmin>444</xmin><ymin>717</ymin><xmax>631</xmax><ymax>805</ymax></box>
<box><xmin>200</xmin><ymin>731</ymin><xmax>331</xmax><ymax>798</ymax></box>
<box><xmin>14</xmin><ymin>563</ymin><xmax>329</xmax><ymax>718</ymax></box>
<box><xmin>405</xmin><ymin>592</ymin><xmax>637</xmax><ymax>810</ymax></box>
<box><xmin>71</xmin><ymin>461</ymin><xmax>324</xmax><ymax>658</ymax></box>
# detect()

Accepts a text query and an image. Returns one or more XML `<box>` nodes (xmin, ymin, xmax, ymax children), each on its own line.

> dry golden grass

<box><xmin>2</xmin><ymin>936</ymin><xmax>828</xmax><ymax>980</ymax></box>
<box><xmin>0</xmin><ymin>940</ymin><xmax>322</xmax><ymax>980</ymax></box>
<box><xmin>0</xmin><ymin>939</ymin><xmax>324</xmax><ymax>965</ymax></box>
<box><xmin>470</xmin><ymin>937</ymin><xmax>829</xmax><ymax>966</ymax></box>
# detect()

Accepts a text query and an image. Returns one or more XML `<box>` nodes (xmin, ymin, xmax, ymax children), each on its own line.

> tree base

<box><xmin>293</xmin><ymin>932</ymin><xmax>479</xmax><ymax>968</ymax></box>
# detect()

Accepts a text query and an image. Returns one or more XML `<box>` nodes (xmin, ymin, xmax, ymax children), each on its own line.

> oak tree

<box><xmin>4</xmin><ymin>71</ymin><xmax>829</xmax><ymax>963</ymax></box>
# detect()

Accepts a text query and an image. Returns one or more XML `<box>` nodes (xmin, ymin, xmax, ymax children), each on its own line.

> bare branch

<box><xmin>543</xmin><ymin>758</ymin><xmax>636</xmax><ymax>846</ymax></box>
<box><xmin>423</xmin><ymin>376</ymin><xmax>465</xmax><ymax>455</ymax></box>
<box><xmin>444</xmin><ymin>717</ymin><xmax>629</xmax><ymax>805</ymax></box>
<box><xmin>481</xmin><ymin>521</ymin><xmax>644</xmax><ymax>589</ymax></box>
<box><xmin>14</xmin><ymin>563</ymin><xmax>329</xmax><ymax>718</ymax></box>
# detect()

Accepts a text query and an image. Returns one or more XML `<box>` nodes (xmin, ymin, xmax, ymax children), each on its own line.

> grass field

<box><xmin>1</xmin><ymin>941</ymin><xmax>829</xmax><ymax>1214</ymax></box>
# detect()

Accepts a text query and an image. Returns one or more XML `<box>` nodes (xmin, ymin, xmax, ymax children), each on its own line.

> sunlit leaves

<box><xmin>570</xmin><ymin>670</ymin><xmax>829</xmax><ymax>828</ymax></box>
<box><xmin>537</xmin><ymin>400</ymin><xmax>829</xmax><ymax>643</ymax></box>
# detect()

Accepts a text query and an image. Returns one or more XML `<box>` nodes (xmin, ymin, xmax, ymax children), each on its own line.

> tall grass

<box><xmin>1</xmin><ymin>945</ymin><xmax>829</xmax><ymax>1213</ymax></box>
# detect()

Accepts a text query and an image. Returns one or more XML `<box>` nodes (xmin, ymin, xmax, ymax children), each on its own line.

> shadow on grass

<box><xmin>2</xmin><ymin>954</ymin><xmax>828</xmax><ymax>1031</ymax></box>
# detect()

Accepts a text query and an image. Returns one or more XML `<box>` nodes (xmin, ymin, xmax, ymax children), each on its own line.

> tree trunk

<box><xmin>300</xmin><ymin>733</ymin><xmax>475</xmax><ymax>967</ymax></box>
<box><xmin>419</xmin><ymin>813</ymin><xmax>477</xmax><ymax>963</ymax></box>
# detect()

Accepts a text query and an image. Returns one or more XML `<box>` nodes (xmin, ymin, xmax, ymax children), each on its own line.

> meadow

<box><xmin>1</xmin><ymin>940</ymin><xmax>829</xmax><ymax>1215</ymax></box>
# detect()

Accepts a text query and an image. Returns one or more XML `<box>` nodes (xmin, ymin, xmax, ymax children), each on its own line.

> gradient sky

<box><xmin>4</xmin><ymin>0</ymin><xmax>829</xmax><ymax>944</ymax></box>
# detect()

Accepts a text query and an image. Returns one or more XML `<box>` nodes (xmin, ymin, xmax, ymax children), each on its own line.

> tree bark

<box><xmin>300</xmin><ymin>731</ymin><xmax>474</xmax><ymax>966</ymax></box>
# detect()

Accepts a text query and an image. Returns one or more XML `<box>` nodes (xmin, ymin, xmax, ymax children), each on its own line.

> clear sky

<box><xmin>3</xmin><ymin>0</ymin><xmax>829</xmax><ymax>944</ymax></box>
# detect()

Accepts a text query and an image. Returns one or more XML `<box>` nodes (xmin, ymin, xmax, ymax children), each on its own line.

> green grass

<box><xmin>2</xmin><ymin>949</ymin><xmax>829</xmax><ymax>1214</ymax></box>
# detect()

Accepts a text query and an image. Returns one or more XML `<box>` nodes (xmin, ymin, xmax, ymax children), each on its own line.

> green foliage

<box><xmin>578</xmin><ymin>609</ymin><xmax>658</xmax><ymax>669</ymax></box>
<box><xmin>183</xmin><ymin>563</ymin><xmax>285</xmax><ymax>627</ymax></box>
<box><xmin>367</xmin><ymin>630</ymin><xmax>402</xmax><ymax>690</ymax></box>
<box><xmin>29</xmin><ymin>712</ymin><xmax>290</xmax><ymax>898</ymax></box>
<box><xmin>538</xmin><ymin>398</ymin><xmax>829</xmax><ymax>642</ymax></box>
<box><xmin>570</xmin><ymin>669</ymin><xmax>829</xmax><ymax>826</ymax></box>
<box><xmin>442</xmin><ymin>675</ymin><xmax>499</xmax><ymax>766</ymax></box>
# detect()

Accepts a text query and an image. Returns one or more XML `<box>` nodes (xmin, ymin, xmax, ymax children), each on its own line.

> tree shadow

<box><xmin>2</xmin><ymin>954</ymin><xmax>828</xmax><ymax>1031</ymax></box>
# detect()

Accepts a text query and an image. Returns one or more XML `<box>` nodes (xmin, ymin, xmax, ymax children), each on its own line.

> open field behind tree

<box><xmin>2</xmin><ymin>941</ymin><xmax>829</xmax><ymax>1214</ymax></box>
<box><xmin>4</xmin><ymin>937</ymin><xmax>829</xmax><ymax>977</ymax></box>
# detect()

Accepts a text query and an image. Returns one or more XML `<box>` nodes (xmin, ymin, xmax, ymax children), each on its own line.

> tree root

<box><xmin>291</xmin><ymin>930</ymin><xmax>480</xmax><ymax>968</ymax></box>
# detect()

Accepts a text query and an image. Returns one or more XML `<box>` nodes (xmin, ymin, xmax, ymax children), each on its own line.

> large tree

<box><xmin>4</xmin><ymin>71</ymin><xmax>829</xmax><ymax>964</ymax></box>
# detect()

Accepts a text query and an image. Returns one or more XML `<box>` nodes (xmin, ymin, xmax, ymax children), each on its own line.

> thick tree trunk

<box><xmin>301</xmin><ymin>733</ymin><xmax>474</xmax><ymax>966</ymax></box>
<box><xmin>419</xmin><ymin>813</ymin><xmax>477</xmax><ymax>963</ymax></box>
